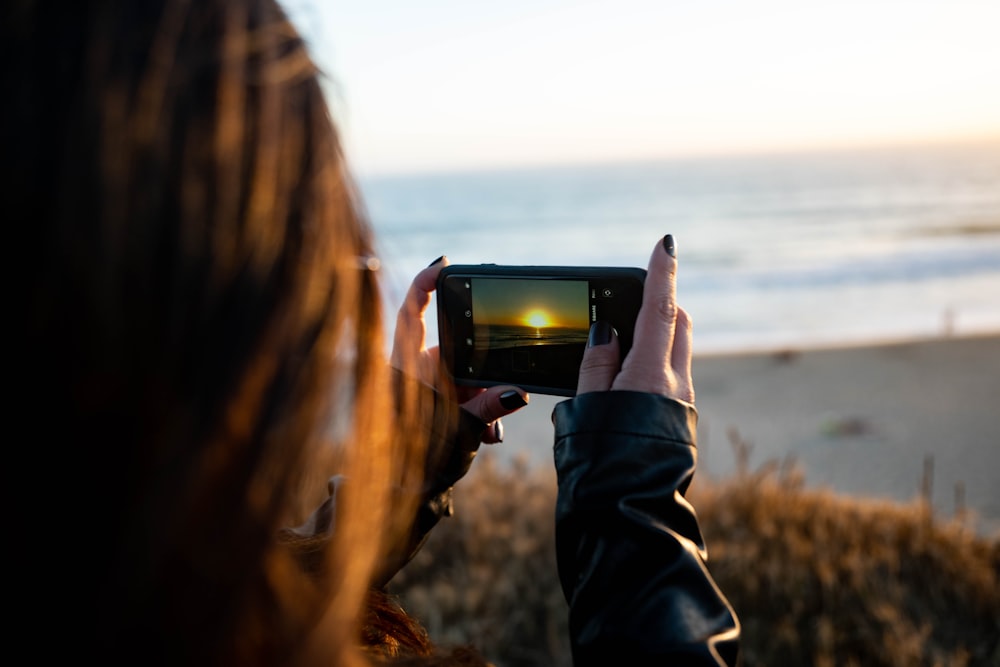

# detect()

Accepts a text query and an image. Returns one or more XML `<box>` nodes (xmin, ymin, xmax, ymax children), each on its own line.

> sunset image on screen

<box><xmin>523</xmin><ymin>310</ymin><xmax>553</xmax><ymax>328</ymax></box>
<box><xmin>471</xmin><ymin>278</ymin><xmax>588</xmax><ymax>349</ymax></box>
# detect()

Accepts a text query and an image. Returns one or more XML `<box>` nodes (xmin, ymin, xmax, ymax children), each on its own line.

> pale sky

<box><xmin>288</xmin><ymin>0</ymin><xmax>1000</xmax><ymax>176</ymax></box>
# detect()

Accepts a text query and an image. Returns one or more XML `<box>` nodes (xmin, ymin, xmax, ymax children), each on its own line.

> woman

<box><xmin>6</xmin><ymin>0</ymin><xmax>738</xmax><ymax>664</ymax></box>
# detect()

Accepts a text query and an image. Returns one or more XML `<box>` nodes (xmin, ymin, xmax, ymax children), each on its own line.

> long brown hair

<box><xmin>6</xmin><ymin>0</ymin><xmax>464</xmax><ymax>664</ymax></box>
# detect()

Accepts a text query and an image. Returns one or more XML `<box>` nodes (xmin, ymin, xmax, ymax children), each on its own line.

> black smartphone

<box><xmin>436</xmin><ymin>264</ymin><xmax>646</xmax><ymax>397</ymax></box>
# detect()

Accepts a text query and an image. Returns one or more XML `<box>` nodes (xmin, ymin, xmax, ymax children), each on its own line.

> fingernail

<box><xmin>493</xmin><ymin>421</ymin><xmax>504</xmax><ymax>442</ymax></box>
<box><xmin>587</xmin><ymin>321</ymin><xmax>615</xmax><ymax>347</ymax></box>
<box><xmin>427</xmin><ymin>255</ymin><xmax>445</xmax><ymax>267</ymax></box>
<box><xmin>499</xmin><ymin>389</ymin><xmax>527</xmax><ymax>409</ymax></box>
<box><xmin>663</xmin><ymin>234</ymin><xmax>676</xmax><ymax>258</ymax></box>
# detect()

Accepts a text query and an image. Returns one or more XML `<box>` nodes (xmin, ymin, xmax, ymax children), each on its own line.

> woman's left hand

<box><xmin>391</xmin><ymin>256</ymin><xmax>529</xmax><ymax>445</ymax></box>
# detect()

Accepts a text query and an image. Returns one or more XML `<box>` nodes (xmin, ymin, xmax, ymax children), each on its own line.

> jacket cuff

<box><xmin>553</xmin><ymin>391</ymin><xmax>698</xmax><ymax>446</ymax></box>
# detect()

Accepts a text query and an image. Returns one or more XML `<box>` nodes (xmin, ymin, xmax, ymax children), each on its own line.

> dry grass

<box><xmin>387</xmin><ymin>446</ymin><xmax>1000</xmax><ymax>667</ymax></box>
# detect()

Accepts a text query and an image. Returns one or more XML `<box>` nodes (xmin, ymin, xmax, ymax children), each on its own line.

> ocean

<box><xmin>359</xmin><ymin>140</ymin><xmax>1000</xmax><ymax>355</ymax></box>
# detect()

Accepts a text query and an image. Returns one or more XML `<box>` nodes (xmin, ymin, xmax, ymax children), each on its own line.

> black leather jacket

<box><xmin>553</xmin><ymin>390</ymin><xmax>740</xmax><ymax>666</ymax></box>
<box><xmin>288</xmin><ymin>382</ymin><xmax>740</xmax><ymax>664</ymax></box>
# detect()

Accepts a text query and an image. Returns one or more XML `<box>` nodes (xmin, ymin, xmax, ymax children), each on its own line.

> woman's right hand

<box><xmin>576</xmin><ymin>234</ymin><xmax>694</xmax><ymax>404</ymax></box>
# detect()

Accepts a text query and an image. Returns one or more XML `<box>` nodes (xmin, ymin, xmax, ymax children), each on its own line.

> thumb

<box><xmin>576</xmin><ymin>321</ymin><xmax>621</xmax><ymax>395</ymax></box>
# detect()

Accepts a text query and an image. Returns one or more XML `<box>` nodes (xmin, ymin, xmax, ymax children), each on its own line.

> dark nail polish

<box><xmin>663</xmin><ymin>234</ymin><xmax>676</xmax><ymax>258</ymax></box>
<box><xmin>493</xmin><ymin>421</ymin><xmax>504</xmax><ymax>442</ymax></box>
<box><xmin>427</xmin><ymin>255</ymin><xmax>445</xmax><ymax>267</ymax></box>
<box><xmin>499</xmin><ymin>390</ymin><xmax>527</xmax><ymax>409</ymax></box>
<box><xmin>588</xmin><ymin>321</ymin><xmax>614</xmax><ymax>347</ymax></box>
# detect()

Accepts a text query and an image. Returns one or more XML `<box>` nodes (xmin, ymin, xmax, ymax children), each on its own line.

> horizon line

<box><xmin>352</xmin><ymin>133</ymin><xmax>1000</xmax><ymax>181</ymax></box>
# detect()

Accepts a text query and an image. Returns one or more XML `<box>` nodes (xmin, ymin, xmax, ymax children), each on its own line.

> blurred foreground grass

<box><xmin>388</xmin><ymin>445</ymin><xmax>1000</xmax><ymax>667</ymax></box>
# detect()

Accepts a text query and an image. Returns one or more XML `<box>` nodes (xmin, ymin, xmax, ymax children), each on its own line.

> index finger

<box><xmin>391</xmin><ymin>256</ymin><xmax>449</xmax><ymax>369</ymax></box>
<box><xmin>614</xmin><ymin>235</ymin><xmax>678</xmax><ymax>393</ymax></box>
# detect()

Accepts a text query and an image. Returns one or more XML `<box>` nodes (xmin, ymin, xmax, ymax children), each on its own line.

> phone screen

<box><xmin>438</xmin><ymin>267</ymin><xmax>645</xmax><ymax>396</ymax></box>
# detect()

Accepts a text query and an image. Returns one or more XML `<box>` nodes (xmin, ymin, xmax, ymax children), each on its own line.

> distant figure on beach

<box><xmin>7</xmin><ymin>0</ymin><xmax>738</xmax><ymax>664</ymax></box>
<box><xmin>942</xmin><ymin>306</ymin><xmax>956</xmax><ymax>337</ymax></box>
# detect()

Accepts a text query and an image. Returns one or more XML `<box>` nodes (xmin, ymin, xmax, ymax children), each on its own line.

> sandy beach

<box><xmin>489</xmin><ymin>332</ymin><xmax>1000</xmax><ymax>535</ymax></box>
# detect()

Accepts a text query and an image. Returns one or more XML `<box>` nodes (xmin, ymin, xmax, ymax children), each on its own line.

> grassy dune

<box><xmin>387</xmin><ymin>453</ymin><xmax>1000</xmax><ymax>667</ymax></box>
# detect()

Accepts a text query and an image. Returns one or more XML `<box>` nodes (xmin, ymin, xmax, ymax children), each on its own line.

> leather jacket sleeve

<box><xmin>283</xmin><ymin>372</ymin><xmax>489</xmax><ymax>589</ymax></box>
<box><xmin>553</xmin><ymin>391</ymin><xmax>740</xmax><ymax>666</ymax></box>
<box><xmin>373</xmin><ymin>380</ymin><xmax>489</xmax><ymax>588</ymax></box>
